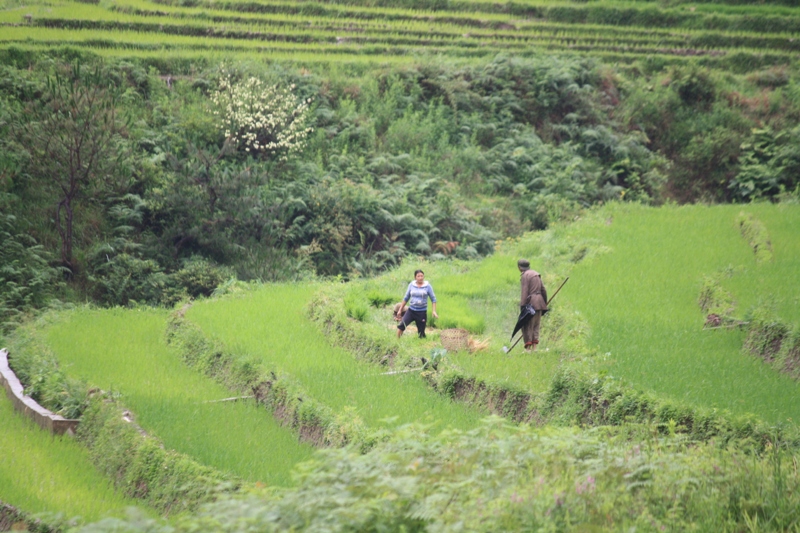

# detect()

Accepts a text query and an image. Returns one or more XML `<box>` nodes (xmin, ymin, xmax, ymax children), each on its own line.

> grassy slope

<box><xmin>44</xmin><ymin>307</ymin><xmax>314</xmax><ymax>487</ymax></box>
<box><xmin>566</xmin><ymin>203</ymin><xmax>800</xmax><ymax>425</ymax></box>
<box><xmin>343</xmin><ymin>203</ymin><xmax>800</xmax><ymax>428</ymax></box>
<box><xmin>0</xmin><ymin>393</ymin><xmax>136</xmax><ymax>523</ymax></box>
<box><xmin>332</xmin><ymin>241</ymin><xmax>568</xmax><ymax>393</ymax></box>
<box><xmin>186</xmin><ymin>283</ymin><xmax>482</xmax><ymax>431</ymax></box>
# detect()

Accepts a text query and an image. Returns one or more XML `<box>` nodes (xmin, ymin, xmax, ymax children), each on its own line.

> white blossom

<box><xmin>209</xmin><ymin>72</ymin><xmax>313</xmax><ymax>159</ymax></box>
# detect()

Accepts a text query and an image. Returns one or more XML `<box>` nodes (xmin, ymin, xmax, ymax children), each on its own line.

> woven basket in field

<box><xmin>439</xmin><ymin>328</ymin><xmax>469</xmax><ymax>352</ymax></box>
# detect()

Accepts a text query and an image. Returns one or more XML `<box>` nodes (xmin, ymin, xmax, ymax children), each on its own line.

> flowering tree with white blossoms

<box><xmin>210</xmin><ymin>73</ymin><xmax>313</xmax><ymax>159</ymax></box>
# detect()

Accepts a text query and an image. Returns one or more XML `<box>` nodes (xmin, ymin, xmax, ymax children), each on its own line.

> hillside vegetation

<box><xmin>2</xmin><ymin>0</ymin><xmax>800</xmax><ymax>529</ymax></box>
<box><xmin>4</xmin><ymin>203</ymin><xmax>800</xmax><ymax>531</ymax></box>
<box><xmin>2</xmin><ymin>47</ymin><xmax>800</xmax><ymax>328</ymax></box>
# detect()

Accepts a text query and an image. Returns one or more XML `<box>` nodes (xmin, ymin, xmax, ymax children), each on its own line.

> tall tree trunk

<box><xmin>56</xmin><ymin>196</ymin><xmax>74</xmax><ymax>274</ymax></box>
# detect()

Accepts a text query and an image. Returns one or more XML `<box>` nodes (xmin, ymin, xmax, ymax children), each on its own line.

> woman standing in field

<box><xmin>396</xmin><ymin>269</ymin><xmax>438</xmax><ymax>338</ymax></box>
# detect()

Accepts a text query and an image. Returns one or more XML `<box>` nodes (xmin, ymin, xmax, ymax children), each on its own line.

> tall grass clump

<box><xmin>428</xmin><ymin>294</ymin><xmax>485</xmax><ymax>334</ymax></box>
<box><xmin>744</xmin><ymin>306</ymin><xmax>800</xmax><ymax>380</ymax></box>
<box><xmin>343</xmin><ymin>291</ymin><xmax>369</xmax><ymax>321</ymax></box>
<box><xmin>737</xmin><ymin>211</ymin><xmax>774</xmax><ymax>263</ymax></box>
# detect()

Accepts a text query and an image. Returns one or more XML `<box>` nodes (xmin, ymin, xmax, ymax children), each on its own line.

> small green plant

<box><xmin>344</xmin><ymin>294</ymin><xmax>369</xmax><ymax>322</ymax></box>
<box><xmin>429</xmin><ymin>296</ymin><xmax>485</xmax><ymax>334</ymax></box>
<box><xmin>737</xmin><ymin>212</ymin><xmax>773</xmax><ymax>263</ymax></box>
<box><xmin>365</xmin><ymin>290</ymin><xmax>394</xmax><ymax>308</ymax></box>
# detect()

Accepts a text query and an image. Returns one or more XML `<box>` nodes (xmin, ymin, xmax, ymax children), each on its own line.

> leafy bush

<box><xmin>210</xmin><ymin>70</ymin><xmax>313</xmax><ymax>159</ymax></box>
<box><xmin>672</xmin><ymin>65</ymin><xmax>717</xmax><ymax>109</ymax></box>
<box><xmin>88</xmin><ymin>251</ymin><xmax>181</xmax><ymax>307</ymax></box>
<box><xmin>0</xmin><ymin>209</ymin><xmax>63</xmax><ymax>331</ymax></box>
<box><xmin>77</xmin><ymin>418</ymin><xmax>800</xmax><ymax>533</ymax></box>
<box><xmin>170</xmin><ymin>258</ymin><xmax>228</xmax><ymax>299</ymax></box>
<box><xmin>730</xmin><ymin>127</ymin><xmax>800</xmax><ymax>202</ymax></box>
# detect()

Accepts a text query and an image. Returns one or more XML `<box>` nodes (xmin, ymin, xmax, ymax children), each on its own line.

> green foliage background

<box><xmin>2</xmin><ymin>51</ymin><xmax>799</xmax><ymax>325</ymax></box>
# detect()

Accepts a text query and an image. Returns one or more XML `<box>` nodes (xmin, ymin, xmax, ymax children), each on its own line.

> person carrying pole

<box><xmin>518</xmin><ymin>259</ymin><xmax>548</xmax><ymax>351</ymax></box>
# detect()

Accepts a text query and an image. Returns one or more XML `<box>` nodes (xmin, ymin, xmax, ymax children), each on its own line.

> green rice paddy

<box><xmin>339</xmin><ymin>240</ymin><xmax>566</xmax><ymax>394</ymax></box>
<box><xmin>0</xmin><ymin>393</ymin><xmax>136</xmax><ymax>523</ymax></box>
<box><xmin>186</xmin><ymin>283</ymin><xmax>482</xmax><ymax>430</ymax></box>
<box><xmin>566</xmin><ymin>203</ymin><xmax>800</xmax><ymax>425</ymax></box>
<box><xmin>2</xmin><ymin>0</ymin><xmax>799</xmax><ymax>66</ymax></box>
<box><xmin>44</xmin><ymin>307</ymin><xmax>314</xmax><ymax>486</ymax></box>
<box><xmin>3</xmin><ymin>202</ymin><xmax>799</xmax><ymax>524</ymax></box>
<box><xmin>349</xmin><ymin>203</ymin><xmax>800</xmax><ymax>428</ymax></box>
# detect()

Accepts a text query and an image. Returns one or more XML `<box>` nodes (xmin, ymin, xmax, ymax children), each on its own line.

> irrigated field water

<box><xmin>0</xmin><ymin>393</ymin><xmax>136</xmax><ymax>522</ymax></box>
<box><xmin>187</xmin><ymin>284</ymin><xmax>482</xmax><ymax>430</ymax></box>
<box><xmin>45</xmin><ymin>308</ymin><xmax>314</xmax><ymax>486</ymax></box>
<box><xmin>566</xmin><ymin>203</ymin><xmax>800</xmax><ymax>425</ymax></box>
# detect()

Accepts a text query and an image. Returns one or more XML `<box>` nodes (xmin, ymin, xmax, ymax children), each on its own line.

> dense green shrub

<box><xmin>170</xmin><ymin>258</ymin><xmax>229</xmax><ymax>299</ymax></box>
<box><xmin>730</xmin><ymin>127</ymin><xmax>800</xmax><ymax>201</ymax></box>
<box><xmin>0</xmin><ymin>52</ymin><xmax>798</xmax><ymax>319</ymax></box>
<box><xmin>76</xmin><ymin>418</ymin><xmax>800</xmax><ymax>533</ymax></box>
<box><xmin>0</xmin><ymin>208</ymin><xmax>63</xmax><ymax>332</ymax></box>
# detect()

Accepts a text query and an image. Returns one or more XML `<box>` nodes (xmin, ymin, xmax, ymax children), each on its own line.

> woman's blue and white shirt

<box><xmin>403</xmin><ymin>281</ymin><xmax>436</xmax><ymax>311</ymax></box>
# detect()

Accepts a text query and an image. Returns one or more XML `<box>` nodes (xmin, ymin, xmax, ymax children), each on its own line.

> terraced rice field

<box><xmin>1</xmin><ymin>0</ymin><xmax>799</xmax><ymax>67</ymax></box>
<box><xmin>567</xmin><ymin>203</ymin><xmax>800</xmax><ymax>425</ymax></box>
<box><xmin>345</xmin><ymin>203</ymin><xmax>800</xmax><ymax>427</ymax></box>
<box><xmin>44</xmin><ymin>307</ymin><xmax>315</xmax><ymax>486</ymax></box>
<box><xmin>0</xmin><ymin>393</ymin><xmax>137</xmax><ymax>523</ymax></box>
<box><xmin>186</xmin><ymin>283</ymin><xmax>483</xmax><ymax>430</ymax></box>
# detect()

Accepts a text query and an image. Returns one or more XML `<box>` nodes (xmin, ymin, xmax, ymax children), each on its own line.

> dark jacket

<box><xmin>520</xmin><ymin>269</ymin><xmax>548</xmax><ymax>311</ymax></box>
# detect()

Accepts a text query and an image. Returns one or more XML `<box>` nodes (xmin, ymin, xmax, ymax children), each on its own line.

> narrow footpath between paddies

<box><xmin>187</xmin><ymin>284</ymin><xmax>483</xmax><ymax>430</ymax></box>
<box><xmin>44</xmin><ymin>307</ymin><xmax>314</xmax><ymax>486</ymax></box>
<box><xmin>566</xmin><ymin>203</ymin><xmax>800</xmax><ymax>425</ymax></box>
<box><xmin>0</xmin><ymin>392</ymin><xmax>138</xmax><ymax>524</ymax></box>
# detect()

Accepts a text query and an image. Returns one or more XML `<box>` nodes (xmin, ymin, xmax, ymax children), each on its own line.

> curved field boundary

<box><xmin>0</xmin><ymin>499</ymin><xmax>56</xmax><ymax>533</ymax></box>
<box><xmin>0</xmin><ymin>349</ymin><xmax>79</xmax><ymax>437</ymax></box>
<box><xmin>42</xmin><ymin>307</ymin><xmax>314</xmax><ymax>487</ymax></box>
<box><xmin>185</xmin><ymin>284</ymin><xmax>482</xmax><ymax>435</ymax></box>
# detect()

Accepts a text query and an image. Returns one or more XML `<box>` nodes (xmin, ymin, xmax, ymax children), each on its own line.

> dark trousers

<box><xmin>522</xmin><ymin>312</ymin><xmax>541</xmax><ymax>345</ymax></box>
<box><xmin>398</xmin><ymin>309</ymin><xmax>427</xmax><ymax>338</ymax></box>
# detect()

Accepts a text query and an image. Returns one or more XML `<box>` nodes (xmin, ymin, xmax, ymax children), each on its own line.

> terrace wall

<box><xmin>0</xmin><ymin>349</ymin><xmax>79</xmax><ymax>436</ymax></box>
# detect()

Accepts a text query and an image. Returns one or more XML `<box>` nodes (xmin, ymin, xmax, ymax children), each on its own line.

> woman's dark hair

<box><xmin>414</xmin><ymin>269</ymin><xmax>424</xmax><ymax>276</ymax></box>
